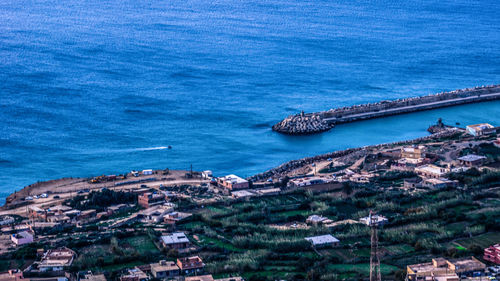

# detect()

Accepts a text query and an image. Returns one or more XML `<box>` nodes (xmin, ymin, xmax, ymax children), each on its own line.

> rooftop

<box><xmin>150</xmin><ymin>260</ymin><xmax>179</xmax><ymax>272</ymax></box>
<box><xmin>457</xmin><ymin>154</ymin><xmax>487</xmax><ymax>162</ymax></box>
<box><xmin>220</xmin><ymin>174</ymin><xmax>248</xmax><ymax>184</ymax></box>
<box><xmin>305</xmin><ymin>234</ymin><xmax>339</xmax><ymax>245</ymax></box>
<box><xmin>161</xmin><ymin>232</ymin><xmax>190</xmax><ymax>245</ymax></box>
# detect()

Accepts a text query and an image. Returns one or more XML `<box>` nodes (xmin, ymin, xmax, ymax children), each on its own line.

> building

<box><xmin>201</xmin><ymin>171</ymin><xmax>213</xmax><ymax>179</ymax></box>
<box><xmin>230</xmin><ymin>190</ymin><xmax>256</xmax><ymax>199</ymax></box>
<box><xmin>150</xmin><ymin>260</ymin><xmax>180</xmax><ymax>279</ymax></box>
<box><xmin>184</xmin><ymin>275</ymin><xmax>214</xmax><ymax>281</ymax></box>
<box><xmin>139</xmin><ymin>204</ymin><xmax>175</xmax><ymax>223</ymax></box>
<box><xmin>11</xmin><ymin>231</ymin><xmax>34</xmax><ymax>246</ymax></box>
<box><xmin>423</xmin><ymin>178</ymin><xmax>459</xmax><ymax>189</ymax></box>
<box><xmin>161</xmin><ymin>232</ymin><xmax>191</xmax><ymax>249</ymax></box>
<box><xmin>447</xmin><ymin>257</ymin><xmax>486</xmax><ymax>276</ymax></box>
<box><xmin>402</xmin><ymin>145</ymin><xmax>426</xmax><ymax>159</ymax></box>
<box><xmin>142</xmin><ymin>169</ymin><xmax>153</xmax><ymax>175</ymax></box>
<box><xmin>138</xmin><ymin>193</ymin><xmax>166</xmax><ymax>209</ymax></box>
<box><xmin>29</xmin><ymin>206</ymin><xmax>48</xmax><ymax>221</ymax></box>
<box><xmin>415</xmin><ymin>164</ymin><xmax>450</xmax><ymax>179</ymax></box>
<box><xmin>255</xmin><ymin>188</ymin><xmax>281</xmax><ymax>196</ymax></box>
<box><xmin>217</xmin><ymin>175</ymin><xmax>249</xmax><ymax>190</ymax></box>
<box><xmin>81</xmin><ymin>272</ymin><xmax>107</xmax><ymax>281</ymax></box>
<box><xmin>407</xmin><ymin>257</ymin><xmax>486</xmax><ymax>281</ymax></box>
<box><xmin>163</xmin><ymin>212</ymin><xmax>192</xmax><ymax>225</ymax></box>
<box><xmin>466</xmin><ymin>123</ymin><xmax>495</xmax><ymax>136</ymax></box>
<box><xmin>306</xmin><ymin>215</ymin><xmax>332</xmax><ymax>226</ymax></box>
<box><xmin>120</xmin><ymin>268</ymin><xmax>149</xmax><ymax>281</ymax></box>
<box><xmin>404</xmin><ymin>178</ymin><xmax>423</xmax><ymax>189</ymax></box>
<box><xmin>214</xmin><ymin>277</ymin><xmax>244</xmax><ymax>281</ymax></box>
<box><xmin>176</xmin><ymin>256</ymin><xmax>205</xmax><ymax>275</ymax></box>
<box><xmin>457</xmin><ymin>155</ymin><xmax>487</xmax><ymax>167</ymax></box>
<box><xmin>484</xmin><ymin>244</ymin><xmax>500</xmax><ymax>264</ymax></box>
<box><xmin>304</xmin><ymin>234</ymin><xmax>340</xmax><ymax>248</ymax></box>
<box><xmin>288</xmin><ymin>176</ymin><xmax>327</xmax><ymax>188</ymax></box>
<box><xmin>107</xmin><ymin>204</ymin><xmax>132</xmax><ymax>215</ymax></box>
<box><xmin>77</xmin><ymin>209</ymin><xmax>97</xmax><ymax>222</ymax></box>
<box><xmin>38</xmin><ymin>247</ymin><xmax>76</xmax><ymax>272</ymax></box>
<box><xmin>359</xmin><ymin>214</ymin><xmax>388</xmax><ymax>226</ymax></box>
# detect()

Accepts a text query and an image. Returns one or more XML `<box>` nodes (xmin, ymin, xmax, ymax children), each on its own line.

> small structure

<box><xmin>423</xmin><ymin>178</ymin><xmax>458</xmax><ymax>189</ymax></box>
<box><xmin>139</xmin><ymin>204</ymin><xmax>175</xmax><ymax>223</ymax></box>
<box><xmin>403</xmin><ymin>178</ymin><xmax>423</xmax><ymax>189</ymax></box>
<box><xmin>484</xmin><ymin>244</ymin><xmax>500</xmax><ymax>265</ymax></box>
<box><xmin>138</xmin><ymin>192</ymin><xmax>166</xmax><ymax>209</ymax></box>
<box><xmin>217</xmin><ymin>175</ymin><xmax>249</xmax><ymax>190</ymax></box>
<box><xmin>305</xmin><ymin>234</ymin><xmax>339</xmax><ymax>248</ymax></box>
<box><xmin>288</xmin><ymin>176</ymin><xmax>327</xmax><ymax>188</ymax></box>
<box><xmin>401</xmin><ymin>145</ymin><xmax>426</xmax><ymax>159</ymax></box>
<box><xmin>306</xmin><ymin>215</ymin><xmax>331</xmax><ymax>226</ymax></box>
<box><xmin>11</xmin><ymin>231</ymin><xmax>34</xmax><ymax>246</ymax></box>
<box><xmin>161</xmin><ymin>232</ymin><xmax>191</xmax><ymax>250</ymax></box>
<box><xmin>255</xmin><ymin>188</ymin><xmax>281</xmax><ymax>196</ymax></box>
<box><xmin>457</xmin><ymin>155</ymin><xmax>487</xmax><ymax>167</ymax></box>
<box><xmin>201</xmin><ymin>171</ymin><xmax>213</xmax><ymax>179</ymax></box>
<box><xmin>150</xmin><ymin>260</ymin><xmax>180</xmax><ymax>279</ymax></box>
<box><xmin>184</xmin><ymin>275</ymin><xmax>214</xmax><ymax>281</ymax></box>
<box><xmin>176</xmin><ymin>256</ymin><xmax>205</xmax><ymax>275</ymax></box>
<box><xmin>214</xmin><ymin>277</ymin><xmax>244</xmax><ymax>281</ymax></box>
<box><xmin>120</xmin><ymin>267</ymin><xmax>149</xmax><ymax>281</ymax></box>
<box><xmin>406</xmin><ymin>257</ymin><xmax>486</xmax><ymax>280</ymax></box>
<box><xmin>77</xmin><ymin>209</ymin><xmax>97</xmax><ymax>222</ymax></box>
<box><xmin>81</xmin><ymin>272</ymin><xmax>107</xmax><ymax>281</ymax></box>
<box><xmin>231</xmin><ymin>190</ymin><xmax>256</xmax><ymax>199</ymax></box>
<box><xmin>466</xmin><ymin>123</ymin><xmax>495</xmax><ymax>136</ymax></box>
<box><xmin>142</xmin><ymin>169</ymin><xmax>154</xmax><ymax>175</ymax></box>
<box><xmin>359</xmin><ymin>215</ymin><xmax>388</xmax><ymax>227</ymax></box>
<box><xmin>163</xmin><ymin>212</ymin><xmax>192</xmax><ymax>225</ymax></box>
<box><xmin>415</xmin><ymin>164</ymin><xmax>450</xmax><ymax>179</ymax></box>
<box><xmin>38</xmin><ymin>247</ymin><xmax>76</xmax><ymax>272</ymax></box>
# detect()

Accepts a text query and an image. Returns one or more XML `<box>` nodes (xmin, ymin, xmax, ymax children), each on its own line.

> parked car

<box><xmin>53</xmin><ymin>195</ymin><xmax>60</xmax><ymax>199</ymax></box>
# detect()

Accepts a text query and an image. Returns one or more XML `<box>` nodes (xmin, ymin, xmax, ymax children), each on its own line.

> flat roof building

<box><xmin>217</xmin><ymin>175</ymin><xmax>249</xmax><ymax>190</ymax></box>
<box><xmin>161</xmin><ymin>232</ymin><xmax>190</xmax><ymax>250</ymax></box>
<box><xmin>305</xmin><ymin>234</ymin><xmax>340</xmax><ymax>248</ymax></box>
<box><xmin>38</xmin><ymin>247</ymin><xmax>76</xmax><ymax>272</ymax></box>
<box><xmin>138</xmin><ymin>192</ymin><xmax>166</xmax><ymax>209</ymax></box>
<box><xmin>484</xmin><ymin>244</ymin><xmax>500</xmax><ymax>265</ymax></box>
<box><xmin>176</xmin><ymin>256</ymin><xmax>205</xmax><ymax>276</ymax></box>
<box><xmin>150</xmin><ymin>260</ymin><xmax>179</xmax><ymax>279</ymax></box>
<box><xmin>466</xmin><ymin>123</ymin><xmax>495</xmax><ymax>137</ymax></box>
<box><xmin>457</xmin><ymin>154</ymin><xmax>487</xmax><ymax>167</ymax></box>
<box><xmin>415</xmin><ymin>164</ymin><xmax>450</xmax><ymax>179</ymax></box>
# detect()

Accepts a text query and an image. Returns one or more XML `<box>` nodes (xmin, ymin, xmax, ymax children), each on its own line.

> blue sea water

<box><xmin>1</xmin><ymin>0</ymin><xmax>500</xmax><ymax>203</ymax></box>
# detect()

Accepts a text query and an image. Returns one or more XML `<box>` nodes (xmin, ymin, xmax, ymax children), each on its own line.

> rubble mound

<box><xmin>272</xmin><ymin>113</ymin><xmax>333</xmax><ymax>135</ymax></box>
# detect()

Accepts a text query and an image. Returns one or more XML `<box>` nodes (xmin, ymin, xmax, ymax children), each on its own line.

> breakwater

<box><xmin>273</xmin><ymin>85</ymin><xmax>500</xmax><ymax>135</ymax></box>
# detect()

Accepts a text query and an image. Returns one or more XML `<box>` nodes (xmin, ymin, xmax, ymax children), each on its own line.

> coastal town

<box><xmin>0</xmin><ymin>120</ymin><xmax>499</xmax><ymax>281</ymax></box>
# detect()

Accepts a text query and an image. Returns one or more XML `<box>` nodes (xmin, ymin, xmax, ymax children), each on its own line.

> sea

<box><xmin>1</xmin><ymin>0</ymin><xmax>500</xmax><ymax>204</ymax></box>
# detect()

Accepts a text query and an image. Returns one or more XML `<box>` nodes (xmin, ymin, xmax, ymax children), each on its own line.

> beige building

<box><xmin>415</xmin><ymin>164</ymin><xmax>450</xmax><ymax>179</ymax></box>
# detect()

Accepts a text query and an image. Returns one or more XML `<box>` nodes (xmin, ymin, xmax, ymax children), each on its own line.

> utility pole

<box><xmin>369</xmin><ymin>210</ymin><xmax>382</xmax><ymax>281</ymax></box>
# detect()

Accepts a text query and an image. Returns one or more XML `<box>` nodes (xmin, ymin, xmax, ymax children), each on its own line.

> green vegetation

<box><xmin>66</xmin><ymin>188</ymin><xmax>137</xmax><ymax>211</ymax></box>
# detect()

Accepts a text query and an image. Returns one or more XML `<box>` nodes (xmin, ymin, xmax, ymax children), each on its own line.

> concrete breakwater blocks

<box><xmin>272</xmin><ymin>85</ymin><xmax>500</xmax><ymax>135</ymax></box>
<box><xmin>272</xmin><ymin>113</ymin><xmax>334</xmax><ymax>135</ymax></box>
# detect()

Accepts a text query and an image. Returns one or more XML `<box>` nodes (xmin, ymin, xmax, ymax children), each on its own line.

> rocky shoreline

<box><xmin>273</xmin><ymin>85</ymin><xmax>500</xmax><ymax>135</ymax></box>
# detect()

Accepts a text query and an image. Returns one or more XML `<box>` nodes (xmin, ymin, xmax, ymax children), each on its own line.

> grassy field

<box><xmin>454</xmin><ymin>232</ymin><xmax>500</xmax><ymax>249</ymax></box>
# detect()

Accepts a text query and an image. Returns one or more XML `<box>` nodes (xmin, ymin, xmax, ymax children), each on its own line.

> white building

<box><xmin>359</xmin><ymin>214</ymin><xmax>388</xmax><ymax>226</ymax></box>
<box><xmin>466</xmin><ymin>123</ymin><xmax>495</xmax><ymax>136</ymax></box>
<box><xmin>305</xmin><ymin>234</ymin><xmax>340</xmax><ymax>248</ymax></box>
<box><xmin>11</xmin><ymin>231</ymin><xmax>34</xmax><ymax>246</ymax></box>
<box><xmin>415</xmin><ymin>164</ymin><xmax>450</xmax><ymax>179</ymax></box>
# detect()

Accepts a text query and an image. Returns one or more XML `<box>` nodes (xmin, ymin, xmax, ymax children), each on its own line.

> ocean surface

<box><xmin>1</xmin><ymin>0</ymin><xmax>500</xmax><ymax>203</ymax></box>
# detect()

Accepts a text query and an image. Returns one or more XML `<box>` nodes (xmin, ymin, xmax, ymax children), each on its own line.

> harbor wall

<box><xmin>272</xmin><ymin>85</ymin><xmax>500</xmax><ymax>135</ymax></box>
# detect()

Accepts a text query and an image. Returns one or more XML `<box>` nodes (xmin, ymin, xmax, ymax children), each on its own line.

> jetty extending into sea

<box><xmin>272</xmin><ymin>85</ymin><xmax>500</xmax><ymax>135</ymax></box>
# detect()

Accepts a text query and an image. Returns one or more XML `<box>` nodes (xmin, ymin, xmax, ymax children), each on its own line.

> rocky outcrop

<box><xmin>272</xmin><ymin>112</ymin><xmax>333</xmax><ymax>135</ymax></box>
